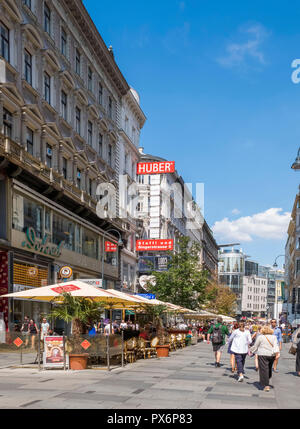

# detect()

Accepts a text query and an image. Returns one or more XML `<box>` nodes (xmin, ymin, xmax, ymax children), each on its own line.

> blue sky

<box><xmin>83</xmin><ymin>0</ymin><xmax>300</xmax><ymax>267</ymax></box>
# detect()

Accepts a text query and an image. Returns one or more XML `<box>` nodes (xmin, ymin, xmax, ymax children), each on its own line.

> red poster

<box><xmin>44</xmin><ymin>336</ymin><xmax>64</xmax><ymax>365</ymax></box>
<box><xmin>105</xmin><ymin>241</ymin><xmax>117</xmax><ymax>252</ymax></box>
<box><xmin>136</xmin><ymin>239</ymin><xmax>174</xmax><ymax>251</ymax></box>
<box><xmin>137</xmin><ymin>161</ymin><xmax>175</xmax><ymax>175</ymax></box>
<box><xmin>0</xmin><ymin>252</ymin><xmax>9</xmax><ymax>329</ymax></box>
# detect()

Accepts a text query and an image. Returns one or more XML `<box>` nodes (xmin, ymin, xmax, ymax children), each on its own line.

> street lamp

<box><xmin>291</xmin><ymin>147</ymin><xmax>300</xmax><ymax>170</ymax></box>
<box><xmin>101</xmin><ymin>228</ymin><xmax>123</xmax><ymax>290</ymax></box>
<box><xmin>273</xmin><ymin>255</ymin><xmax>285</xmax><ymax>269</ymax></box>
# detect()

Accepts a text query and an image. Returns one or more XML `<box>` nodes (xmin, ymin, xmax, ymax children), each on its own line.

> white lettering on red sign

<box><xmin>137</xmin><ymin>161</ymin><xmax>175</xmax><ymax>175</ymax></box>
<box><xmin>136</xmin><ymin>239</ymin><xmax>174</xmax><ymax>251</ymax></box>
<box><xmin>51</xmin><ymin>285</ymin><xmax>80</xmax><ymax>294</ymax></box>
<box><xmin>105</xmin><ymin>241</ymin><xmax>118</xmax><ymax>252</ymax></box>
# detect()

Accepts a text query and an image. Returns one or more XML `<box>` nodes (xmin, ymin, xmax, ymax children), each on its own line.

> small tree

<box><xmin>204</xmin><ymin>283</ymin><xmax>237</xmax><ymax>316</ymax></box>
<box><xmin>50</xmin><ymin>293</ymin><xmax>104</xmax><ymax>335</ymax></box>
<box><xmin>149</xmin><ymin>236</ymin><xmax>209</xmax><ymax>310</ymax></box>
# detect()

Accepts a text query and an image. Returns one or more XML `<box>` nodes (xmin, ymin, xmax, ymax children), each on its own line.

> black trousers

<box><xmin>296</xmin><ymin>350</ymin><xmax>300</xmax><ymax>372</ymax></box>
<box><xmin>234</xmin><ymin>353</ymin><xmax>247</xmax><ymax>374</ymax></box>
<box><xmin>258</xmin><ymin>355</ymin><xmax>275</xmax><ymax>388</ymax></box>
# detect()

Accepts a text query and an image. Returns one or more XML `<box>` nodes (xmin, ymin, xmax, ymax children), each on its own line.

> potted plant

<box><xmin>144</xmin><ymin>303</ymin><xmax>170</xmax><ymax>358</ymax></box>
<box><xmin>50</xmin><ymin>293</ymin><xmax>103</xmax><ymax>370</ymax></box>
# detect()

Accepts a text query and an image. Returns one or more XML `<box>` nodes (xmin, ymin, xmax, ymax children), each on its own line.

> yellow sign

<box><xmin>27</xmin><ymin>267</ymin><xmax>38</xmax><ymax>278</ymax></box>
<box><xmin>59</xmin><ymin>266</ymin><xmax>73</xmax><ymax>279</ymax></box>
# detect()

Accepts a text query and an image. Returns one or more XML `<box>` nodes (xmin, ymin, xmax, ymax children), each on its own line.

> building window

<box><xmin>82</xmin><ymin>228</ymin><xmax>98</xmax><ymax>259</ymax></box>
<box><xmin>88</xmin><ymin>67</ymin><xmax>93</xmax><ymax>92</ymax></box>
<box><xmin>98</xmin><ymin>133</ymin><xmax>103</xmax><ymax>157</ymax></box>
<box><xmin>108</xmin><ymin>144</ymin><xmax>112</xmax><ymax>167</ymax></box>
<box><xmin>108</xmin><ymin>97</ymin><xmax>112</xmax><ymax>118</ymax></box>
<box><xmin>98</xmin><ymin>83</ymin><xmax>103</xmax><ymax>104</ymax></box>
<box><xmin>297</xmin><ymin>260</ymin><xmax>300</xmax><ymax>273</ymax></box>
<box><xmin>61</xmin><ymin>90</ymin><xmax>67</xmax><ymax>120</ymax></box>
<box><xmin>75</xmin><ymin>48</ymin><xmax>81</xmax><ymax>75</ymax></box>
<box><xmin>76</xmin><ymin>169</ymin><xmax>81</xmax><ymax>189</ymax></box>
<box><xmin>24</xmin><ymin>50</ymin><xmax>32</xmax><ymax>85</ymax></box>
<box><xmin>62</xmin><ymin>157</ymin><xmax>67</xmax><ymax>179</ymax></box>
<box><xmin>46</xmin><ymin>144</ymin><xmax>52</xmax><ymax>168</ymax></box>
<box><xmin>87</xmin><ymin>121</ymin><xmax>93</xmax><ymax>145</ymax></box>
<box><xmin>23</xmin><ymin>0</ymin><xmax>32</xmax><ymax>10</ymax></box>
<box><xmin>44</xmin><ymin>72</ymin><xmax>51</xmax><ymax>104</ymax></box>
<box><xmin>44</xmin><ymin>2</ymin><xmax>51</xmax><ymax>35</ymax></box>
<box><xmin>88</xmin><ymin>177</ymin><xmax>93</xmax><ymax>196</ymax></box>
<box><xmin>0</xmin><ymin>22</ymin><xmax>9</xmax><ymax>62</ymax></box>
<box><xmin>3</xmin><ymin>108</ymin><xmax>12</xmax><ymax>138</ymax></box>
<box><xmin>26</xmin><ymin>128</ymin><xmax>34</xmax><ymax>155</ymax></box>
<box><xmin>75</xmin><ymin>107</ymin><xmax>81</xmax><ymax>135</ymax></box>
<box><xmin>61</xmin><ymin>28</ymin><xmax>67</xmax><ymax>56</ymax></box>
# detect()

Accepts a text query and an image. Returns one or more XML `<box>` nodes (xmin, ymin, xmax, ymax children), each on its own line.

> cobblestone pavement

<box><xmin>0</xmin><ymin>341</ymin><xmax>298</xmax><ymax>409</ymax></box>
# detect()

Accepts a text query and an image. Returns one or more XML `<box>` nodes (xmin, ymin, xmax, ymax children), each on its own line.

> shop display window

<box><xmin>52</xmin><ymin>213</ymin><xmax>75</xmax><ymax>251</ymax></box>
<box><xmin>82</xmin><ymin>228</ymin><xmax>98</xmax><ymax>259</ymax></box>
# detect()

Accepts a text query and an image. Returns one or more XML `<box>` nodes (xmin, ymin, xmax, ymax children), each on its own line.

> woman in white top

<box><xmin>228</xmin><ymin>322</ymin><xmax>252</xmax><ymax>382</ymax></box>
<box><xmin>250</xmin><ymin>325</ymin><xmax>279</xmax><ymax>392</ymax></box>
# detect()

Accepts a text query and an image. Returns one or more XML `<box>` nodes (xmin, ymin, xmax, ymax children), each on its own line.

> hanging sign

<box><xmin>59</xmin><ymin>266</ymin><xmax>73</xmax><ymax>279</ymax></box>
<box><xmin>136</xmin><ymin>239</ymin><xmax>173</xmax><ymax>251</ymax></box>
<box><xmin>137</xmin><ymin>161</ymin><xmax>175</xmax><ymax>175</ymax></box>
<box><xmin>105</xmin><ymin>241</ymin><xmax>118</xmax><ymax>252</ymax></box>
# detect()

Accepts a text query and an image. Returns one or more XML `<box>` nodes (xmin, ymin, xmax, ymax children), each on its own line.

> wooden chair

<box><xmin>169</xmin><ymin>334</ymin><xmax>177</xmax><ymax>351</ymax></box>
<box><xmin>124</xmin><ymin>337</ymin><xmax>137</xmax><ymax>363</ymax></box>
<box><xmin>144</xmin><ymin>336</ymin><xmax>159</xmax><ymax>358</ymax></box>
<box><xmin>137</xmin><ymin>338</ymin><xmax>147</xmax><ymax>359</ymax></box>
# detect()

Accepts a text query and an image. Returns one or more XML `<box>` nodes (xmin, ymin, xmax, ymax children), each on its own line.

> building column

<box><xmin>13</xmin><ymin>110</ymin><xmax>20</xmax><ymax>144</ymax></box>
<box><xmin>41</xmin><ymin>126</ymin><xmax>47</xmax><ymax>163</ymax></box>
<box><xmin>58</xmin><ymin>140</ymin><xmax>63</xmax><ymax>174</ymax></box>
<box><xmin>73</xmin><ymin>155</ymin><xmax>78</xmax><ymax>185</ymax></box>
<box><xmin>35</xmin><ymin>128</ymin><xmax>41</xmax><ymax>159</ymax></box>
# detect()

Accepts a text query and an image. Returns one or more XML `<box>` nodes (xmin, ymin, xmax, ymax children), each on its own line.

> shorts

<box><xmin>212</xmin><ymin>343</ymin><xmax>224</xmax><ymax>352</ymax></box>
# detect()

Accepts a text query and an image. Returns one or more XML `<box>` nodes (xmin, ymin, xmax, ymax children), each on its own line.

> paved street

<box><xmin>0</xmin><ymin>341</ymin><xmax>298</xmax><ymax>409</ymax></box>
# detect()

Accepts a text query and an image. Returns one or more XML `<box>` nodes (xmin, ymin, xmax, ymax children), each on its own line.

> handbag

<box><xmin>264</xmin><ymin>335</ymin><xmax>279</xmax><ymax>355</ymax></box>
<box><xmin>288</xmin><ymin>344</ymin><xmax>297</xmax><ymax>355</ymax></box>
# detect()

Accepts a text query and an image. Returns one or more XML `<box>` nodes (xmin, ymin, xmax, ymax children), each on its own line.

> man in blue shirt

<box><xmin>271</xmin><ymin>319</ymin><xmax>282</xmax><ymax>372</ymax></box>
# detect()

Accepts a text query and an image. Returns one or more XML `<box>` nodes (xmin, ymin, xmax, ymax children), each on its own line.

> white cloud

<box><xmin>231</xmin><ymin>208</ymin><xmax>241</xmax><ymax>215</ymax></box>
<box><xmin>217</xmin><ymin>23</ymin><xmax>270</xmax><ymax>69</ymax></box>
<box><xmin>212</xmin><ymin>208</ymin><xmax>291</xmax><ymax>243</ymax></box>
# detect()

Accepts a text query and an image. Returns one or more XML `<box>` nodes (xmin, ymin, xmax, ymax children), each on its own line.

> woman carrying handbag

<box><xmin>250</xmin><ymin>325</ymin><xmax>279</xmax><ymax>392</ymax></box>
<box><xmin>291</xmin><ymin>326</ymin><xmax>300</xmax><ymax>376</ymax></box>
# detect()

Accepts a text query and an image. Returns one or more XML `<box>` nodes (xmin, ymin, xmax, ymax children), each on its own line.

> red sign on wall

<box><xmin>105</xmin><ymin>241</ymin><xmax>118</xmax><ymax>252</ymax></box>
<box><xmin>136</xmin><ymin>239</ymin><xmax>174</xmax><ymax>251</ymax></box>
<box><xmin>137</xmin><ymin>161</ymin><xmax>175</xmax><ymax>175</ymax></box>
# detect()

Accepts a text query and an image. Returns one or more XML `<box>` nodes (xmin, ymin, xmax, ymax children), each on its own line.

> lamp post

<box><xmin>272</xmin><ymin>256</ymin><xmax>285</xmax><ymax>322</ymax></box>
<box><xmin>101</xmin><ymin>228</ymin><xmax>123</xmax><ymax>290</ymax></box>
<box><xmin>291</xmin><ymin>147</ymin><xmax>300</xmax><ymax>170</ymax></box>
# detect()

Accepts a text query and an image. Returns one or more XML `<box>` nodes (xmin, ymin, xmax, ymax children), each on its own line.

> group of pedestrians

<box><xmin>206</xmin><ymin>317</ymin><xmax>299</xmax><ymax>391</ymax></box>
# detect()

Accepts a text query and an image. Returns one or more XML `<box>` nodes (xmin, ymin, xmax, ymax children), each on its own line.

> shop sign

<box><xmin>22</xmin><ymin>227</ymin><xmax>64</xmax><ymax>257</ymax></box>
<box><xmin>137</xmin><ymin>161</ymin><xmax>175</xmax><ymax>175</ymax></box>
<box><xmin>27</xmin><ymin>267</ymin><xmax>38</xmax><ymax>277</ymax></box>
<box><xmin>59</xmin><ymin>266</ymin><xmax>73</xmax><ymax>279</ymax></box>
<box><xmin>105</xmin><ymin>241</ymin><xmax>117</xmax><ymax>252</ymax></box>
<box><xmin>156</xmin><ymin>256</ymin><xmax>170</xmax><ymax>271</ymax></box>
<box><xmin>43</xmin><ymin>336</ymin><xmax>67</xmax><ymax>368</ymax></box>
<box><xmin>136</xmin><ymin>239</ymin><xmax>173</xmax><ymax>251</ymax></box>
<box><xmin>136</xmin><ymin>293</ymin><xmax>156</xmax><ymax>300</ymax></box>
<box><xmin>79</xmin><ymin>279</ymin><xmax>103</xmax><ymax>288</ymax></box>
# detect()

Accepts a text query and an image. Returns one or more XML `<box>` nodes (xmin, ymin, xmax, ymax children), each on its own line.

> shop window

<box><xmin>52</xmin><ymin>213</ymin><xmax>75</xmax><ymax>251</ymax></box>
<box><xmin>14</xmin><ymin>262</ymin><xmax>48</xmax><ymax>288</ymax></box>
<box><xmin>13</xmin><ymin>194</ymin><xmax>43</xmax><ymax>238</ymax></box>
<box><xmin>82</xmin><ymin>228</ymin><xmax>98</xmax><ymax>259</ymax></box>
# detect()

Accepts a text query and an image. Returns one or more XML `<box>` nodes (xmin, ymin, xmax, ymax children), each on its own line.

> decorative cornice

<box><xmin>63</xmin><ymin>0</ymin><xmax>130</xmax><ymax>97</ymax></box>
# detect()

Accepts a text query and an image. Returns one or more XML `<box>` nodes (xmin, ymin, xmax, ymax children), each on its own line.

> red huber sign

<box><xmin>136</xmin><ymin>239</ymin><xmax>174</xmax><ymax>251</ymax></box>
<box><xmin>137</xmin><ymin>161</ymin><xmax>175</xmax><ymax>175</ymax></box>
<box><xmin>105</xmin><ymin>241</ymin><xmax>118</xmax><ymax>252</ymax></box>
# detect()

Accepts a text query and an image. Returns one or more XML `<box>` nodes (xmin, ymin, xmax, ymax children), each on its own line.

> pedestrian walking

<box><xmin>250</xmin><ymin>325</ymin><xmax>280</xmax><ymax>392</ymax></box>
<box><xmin>270</xmin><ymin>319</ymin><xmax>282</xmax><ymax>372</ymax></box>
<box><xmin>227</xmin><ymin>322</ymin><xmax>239</xmax><ymax>373</ymax></box>
<box><xmin>207</xmin><ymin>317</ymin><xmax>230</xmax><ymax>368</ymax></box>
<box><xmin>21</xmin><ymin>315</ymin><xmax>30</xmax><ymax>347</ymax></box>
<box><xmin>228</xmin><ymin>322</ymin><xmax>252</xmax><ymax>382</ymax></box>
<box><xmin>291</xmin><ymin>325</ymin><xmax>300</xmax><ymax>377</ymax></box>
<box><xmin>251</xmin><ymin>325</ymin><xmax>262</xmax><ymax>371</ymax></box>
<box><xmin>28</xmin><ymin>319</ymin><xmax>38</xmax><ymax>349</ymax></box>
<box><xmin>40</xmin><ymin>317</ymin><xmax>50</xmax><ymax>340</ymax></box>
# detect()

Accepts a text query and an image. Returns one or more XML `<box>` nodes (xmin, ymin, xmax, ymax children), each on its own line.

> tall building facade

<box><xmin>284</xmin><ymin>187</ymin><xmax>300</xmax><ymax>324</ymax></box>
<box><xmin>0</xmin><ymin>0</ymin><xmax>145</xmax><ymax>328</ymax></box>
<box><xmin>136</xmin><ymin>150</ymin><xmax>218</xmax><ymax>290</ymax></box>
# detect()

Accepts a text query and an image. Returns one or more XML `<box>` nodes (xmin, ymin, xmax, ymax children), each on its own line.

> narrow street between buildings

<box><xmin>0</xmin><ymin>341</ymin><xmax>298</xmax><ymax>409</ymax></box>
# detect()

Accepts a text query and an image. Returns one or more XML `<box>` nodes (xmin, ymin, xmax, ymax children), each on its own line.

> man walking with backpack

<box><xmin>207</xmin><ymin>317</ymin><xmax>230</xmax><ymax>367</ymax></box>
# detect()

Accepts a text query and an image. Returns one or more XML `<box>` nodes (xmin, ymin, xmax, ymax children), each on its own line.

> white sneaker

<box><xmin>237</xmin><ymin>375</ymin><xmax>244</xmax><ymax>382</ymax></box>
